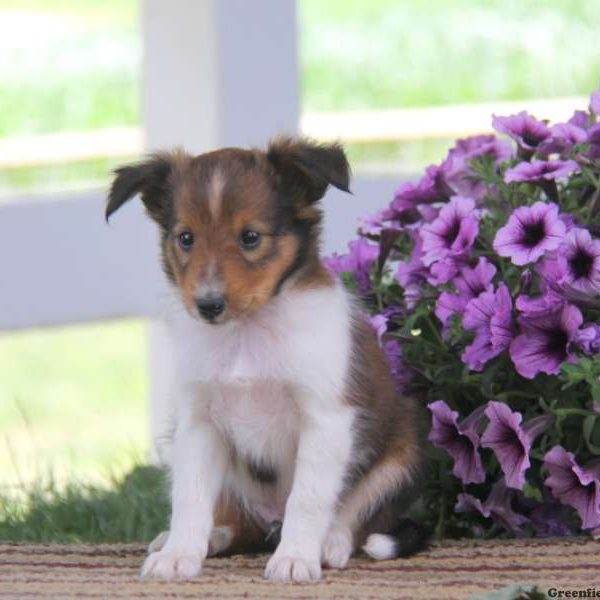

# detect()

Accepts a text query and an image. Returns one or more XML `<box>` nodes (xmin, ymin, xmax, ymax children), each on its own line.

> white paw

<box><xmin>141</xmin><ymin>550</ymin><xmax>203</xmax><ymax>580</ymax></box>
<box><xmin>264</xmin><ymin>552</ymin><xmax>322</xmax><ymax>583</ymax></box>
<box><xmin>322</xmin><ymin>527</ymin><xmax>353</xmax><ymax>569</ymax></box>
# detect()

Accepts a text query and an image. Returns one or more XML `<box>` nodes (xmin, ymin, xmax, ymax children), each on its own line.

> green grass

<box><xmin>0</xmin><ymin>319</ymin><xmax>148</xmax><ymax>488</ymax></box>
<box><xmin>300</xmin><ymin>0</ymin><xmax>600</xmax><ymax>112</ymax></box>
<box><xmin>0</xmin><ymin>465</ymin><xmax>169</xmax><ymax>543</ymax></box>
<box><xmin>0</xmin><ymin>0</ymin><xmax>138</xmax><ymax>138</ymax></box>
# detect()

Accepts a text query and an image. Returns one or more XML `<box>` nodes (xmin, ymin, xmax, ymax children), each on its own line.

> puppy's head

<box><xmin>106</xmin><ymin>137</ymin><xmax>350</xmax><ymax>324</ymax></box>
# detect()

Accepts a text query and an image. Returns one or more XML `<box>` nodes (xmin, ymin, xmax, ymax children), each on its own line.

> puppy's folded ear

<box><xmin>267</xmin><ymin>136</ymin><xmax>351</xmax><ymax>204</ymax></box>
<box><xmin>106</xmin><ymin>154</ymin><xmax>172</xmax><ymax>225</ymax></box>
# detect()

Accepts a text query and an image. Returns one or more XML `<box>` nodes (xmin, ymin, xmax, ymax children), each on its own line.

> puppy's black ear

<box><xmin>106</xmin><ymin>155</ymin><xmax>172</xmax><ymax>225</ymax></box>
<box><xmin>267</xmin><ymin>136</ymin><xmax>351</xmax><ymax>203</ymax></box>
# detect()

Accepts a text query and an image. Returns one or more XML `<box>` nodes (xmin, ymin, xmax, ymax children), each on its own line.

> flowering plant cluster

<box><xmin>327</xmin><ymin>90</ymin><xmax>600</xmax><ymax>539</ymax></box>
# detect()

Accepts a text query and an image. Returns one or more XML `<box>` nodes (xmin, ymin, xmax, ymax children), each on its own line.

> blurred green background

<box><xmin>1</xmin><ymin>0</ymin><xmax>599</xmax><ymax>538</ymax></box>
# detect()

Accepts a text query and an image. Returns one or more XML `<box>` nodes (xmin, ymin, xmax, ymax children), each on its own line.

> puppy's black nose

<box><xmin>196</xmin><ymin>296</ymin><xmax>226</xmax><ymax>321</ymax></box>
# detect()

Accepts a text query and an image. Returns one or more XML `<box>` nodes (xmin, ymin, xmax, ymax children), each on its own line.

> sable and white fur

<box><xmin>106</xmin><ymin>138</ymin><xmax>424</xmax><ymax>583</ymax></box>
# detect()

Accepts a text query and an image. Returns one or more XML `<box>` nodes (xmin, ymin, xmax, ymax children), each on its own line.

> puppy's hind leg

<box><xmin>327</xmin><ymin>454</ymin><xmax>426</xmax><ymax>566</ymax></box>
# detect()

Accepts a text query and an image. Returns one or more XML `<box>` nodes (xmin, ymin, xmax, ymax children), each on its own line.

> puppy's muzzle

<box><xmin>196</xmin><ymin>295</ymin><xmax>226</xmax><ymax>322</ymax></box>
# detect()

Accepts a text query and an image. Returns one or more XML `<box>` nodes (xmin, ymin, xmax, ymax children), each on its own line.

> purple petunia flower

<box><xmin>461</xmin><ymin>284</ymin><xmax>515</xmax><ymax>371</ymax></box>
<box><xmin>576</xmin><ymin>324</ymin><xmax>600</xmax><ymax>355</ymax></box>
<box><xmin>504</xmin><ymin>160</ymin><xmax>579</xmax><ymax>184</ymax></box>
<box><xmin>529</xmin><ymin>501</ymin><xmax>574</xmax><ymax>537</ymax></box>
<box><xmin>515</xmin><ymin>289</ymin><xmax>564</xmax><ymax>319</ymax></box>
<box><xmin>538</xmin><ymin>124</ymin><xmax>588</xmax><ymax>157</ymax></box>
<box><xmin>510</xmin><ymin>303</ymin><xmax>583</xmax><ymax>379</ymax></box>
<box><xmin>492</xmin><ymin>111</ymin><xmax>552</xmax><ymax>150</ymax></box>
<box><xmin>590</xmin><ymin>89</ymin><xmax>600</xmax><ymax>115</ymax></box>
<box><xmin>569</xmin><ymin>110</ymin><xmax>590</xmax><ymax>130</ymax></box>
<box><xmin>441</xmin><ymin>134</ymin><xmax>513</xmax><ymax>201</ymax></box>
<box><xmin>420</xmin><ymin>196</ymin><xmax>480</xmax><ymax>267</ymax></box>
<box><xmin>556</xmin><ymin>228</ymin><xmax>600</xmax><ymax>295</ymax></box>
<box><xmin>395</xmin><ymin>236</ymin><xmax>428</xmax><ymax>288</ymax></box>
<box><xmin>391</xmin><ymin>165</ymin><xmax>447</xmax><ymax>219</ymax></box>
<box><xmin>493</xmin><ymin>202</ymin><xmax>566</xmax><ymax>266</ymax></box>
<box><xmin>435</xmin><ymin>257</ymin><xmax>497</xmax><ymax>329</ymax></box>
<box><xmin>481</xmin><ymin>402</ymin><xmax>554</xmax><ymax>489</ymax></box>
<box><xmin>369</xmin><ymin>314</ymin><xmax>388</xmax><ymax>344</ymax></box>
<box><xmin>587</xmin><ymin>124</ymin><xmax>600</xmax><ymax>159</ymax></box>
<box><xmin>382</xmin><ymin>339</ymin><xmax>412</xmax><ymax>389</ymax></box>
<box><xmin>544</xmin><ymin>446</ymin><xmax>600</xmax><ymax>530</ymax></box>
<box><xmin>428</xmin><ymin>400</ymin><xmax>486</xmax><ymax>484</ymax></box>
<box><xmin>456</xmin><ymin>478</ymin><xmax>529</xmax><ymax>533</ymax></box>
<box><xmin>324</xmin><ymin>238</ymin><xmax>378</xmax><ymax>294</ymax></box>
<box><xmin>359</xmin><ymin>208</ymin><xmax>398</xmax><ymax>237</ymax></box>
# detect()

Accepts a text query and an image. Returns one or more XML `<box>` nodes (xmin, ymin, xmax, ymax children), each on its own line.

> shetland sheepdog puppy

<box><xmin>106</xmin><ymin>137</ymin><xmax>425</xmax><ymax>583</ymax></box>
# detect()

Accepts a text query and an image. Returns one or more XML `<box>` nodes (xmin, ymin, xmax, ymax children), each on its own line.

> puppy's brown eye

<box><xmin>239</xmin><ymin>230</ymin><xmax>261</xmax><ymax>250</ymax></box>
<box><xmin>178</xmin><ymin>231</ymin><xmax>194</xmax><ymax>251</ymax></box>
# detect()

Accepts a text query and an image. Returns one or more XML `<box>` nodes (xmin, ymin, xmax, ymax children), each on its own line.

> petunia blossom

<box><xmin>576</xmin><ymin>324</ymin><xmax>600</xmax><ymax>355</ymax></box>
<box><xmin>569</xmin><ymin>110</ymin><xmax>590</xmax><ymax>129</ymax></box>
<box><xmin>528</xmin><ymin>501</ymin><xmax>574</xmax><ymax>537</ymax></box>
<box><xmin>369</xmin><ymin>314</ymin><xmax>388</xmax><ymax>344</ymax></box>
<box><xmin>493</xmin><ymin>201</ymin><xmax>566</xmax><ymax>266</ymax></box>
<box><xmin>391</xmin><ymin>164</ymin><xmax>448</xmax><ymax>219</ymax></box>
<box><xmin>395</xmin><ymin>236</ymin><xmax>428</xmax><ymax>288</ymax></box>
<box><xmin>382</xmin><ymin>339</ymin><xmax>412</xmax><ymax>389</ymax></box>
<box><xmin>590</xmin><ymin>89</ymin><xmax>600</xmax><ymax>115</ymax></box>
<box><xmin>481</xmin><ymin>401</ymin><xmax>554</xmax><ymax>489</ymax></box>
<box><xmin>456</xmin><ymin>478</ymin><xmax>529</xmax><ymax>533</ymax></box>
<box><xmin>359</xmin><ymin>208</ymin><xmax>398</xmax><ymax>237</ymax></box>
<box><xmin>587</xmin><ymin>124</ymin><xmax>600</xmax><ymax>159</ymax></box>
<box><xmin>538</xmin><ymin>123</ymin><xmax>588</xmax><ymax>157</ymax></box>
<box><xmin>461</xmin><ymin>283</ymin><xmax>515</xmax><ymax>371</ymax></box>
<box><xmin>510</xmin><ymin>303</ymin><xmax>583</xmax><ymax>379</ymax></box>
<box><xmin>492</xmin><ymin>111</ymin><xmax>551</xmax><ymax>150</ymax></box>
<box><xmin>420</xmin><ymin>196</ymin><xmax>480</xmax><ymax>267</ymax></box>
<box><xmin>504</xmin><ymin>160</ymin><xmax>578</xmax><ymax>184</ymax></box>
<box><xmin>556</xmin><ymin>228</ymin><xmax>600</xmax><ymax>295</ymax></box>
<box><xmin>435</xmin><ymin>257</ymin><xmax>497</xmax><ymax>329</ymax></box>
<box><xmin>544</xmin><ymin>446</ymin><xmax>600</xmax><ymax>530</ymax></box>
<box><xmin>441</xmin><ymin>134</ymin><xmax>513</xmax><ymax>201</ymax></box>
<box><xmin>515</xmin><ymin>289</ymin><xmax>564</xmax><ymax>319</ymax></box>
<box><xmin>428</xmin><ymin>400</ymin><xmax>486</xmax><ymax>484</ymax></box>
<box><xmin>324</xmin><ymin>238</ymin><xmax>378</xmax><ymax>294</ymax></box>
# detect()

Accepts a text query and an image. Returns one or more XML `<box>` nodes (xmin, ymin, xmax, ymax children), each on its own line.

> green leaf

<box><xmin>583</xmin><ymin>415</ymin><xmax>600</xmax><ymax>455</ymax></box>
<box><xmin>522</xmin><ymin>482</ymin><xmax>542</xmax><ymax>503</ymax></box>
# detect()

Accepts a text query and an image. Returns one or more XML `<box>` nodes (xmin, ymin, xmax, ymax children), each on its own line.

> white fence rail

<box><xmin>0</xmin><ymin>96</ymin><xmax>586</xmax><ymax>169</ymax></box>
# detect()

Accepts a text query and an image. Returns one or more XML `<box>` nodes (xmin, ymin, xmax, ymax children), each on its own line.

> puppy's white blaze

<box><xmin>207</xmin><ymin>169</ymin><xmax>225</xmax><ymax>219</ymax></box>
<box><xmin>195</xmin><ymin>258</ymin><xmax>223</xmax><ymax>298</ymax></box>
<box><xmin>362</xmin><ymin>534</ymin><xmax>398</xmax><ymax>561</ymax></box>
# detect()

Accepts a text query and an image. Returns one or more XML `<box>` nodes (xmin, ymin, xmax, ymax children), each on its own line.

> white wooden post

<box><xmin>141</xmin><ymin>0</ymin><xmax>300</xmax><ymax>463</ymax></box>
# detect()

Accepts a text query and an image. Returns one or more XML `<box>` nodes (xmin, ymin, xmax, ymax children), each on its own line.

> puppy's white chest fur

<box><xmin>207</xmin><ymin>379</ymin><xmax>300</xmax><ymax>472</ymax></box>
<box><xmin>169</xmin><ymin>282</ymin><xmax>353</xmax><ymax>471</ymax></box>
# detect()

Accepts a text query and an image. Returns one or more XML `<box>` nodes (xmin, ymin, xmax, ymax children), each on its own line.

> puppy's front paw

<box><xmin>141</xmin><ymin>550</ymin><xmax>203</xmax><ymax>580</ymax></box>
<box><xmin>264</xmin><ymin>551</ymin><xmax>321</xmax><ymax>583</ymax></box>
<box><xmin>322</xmin><ymin>527</ymin><xmax>353</xmax><ymax>569</ymax></box>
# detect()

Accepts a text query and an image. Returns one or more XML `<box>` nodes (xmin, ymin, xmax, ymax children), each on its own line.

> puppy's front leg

<box><xmin>265</xmin><ymin>402</ymin><xmax>354</xmax><ymax>583</ymax></box>
<box><xmin>142</xmin><ymin>416</ymin><xmax>227</xmax><ymax>580</ymax></box>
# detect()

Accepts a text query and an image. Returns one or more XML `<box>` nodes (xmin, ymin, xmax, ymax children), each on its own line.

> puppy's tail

<box><xmin>362</xmin><ymin>518</ymin><xmax>429</xmax><ymax>560</ymax></box>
